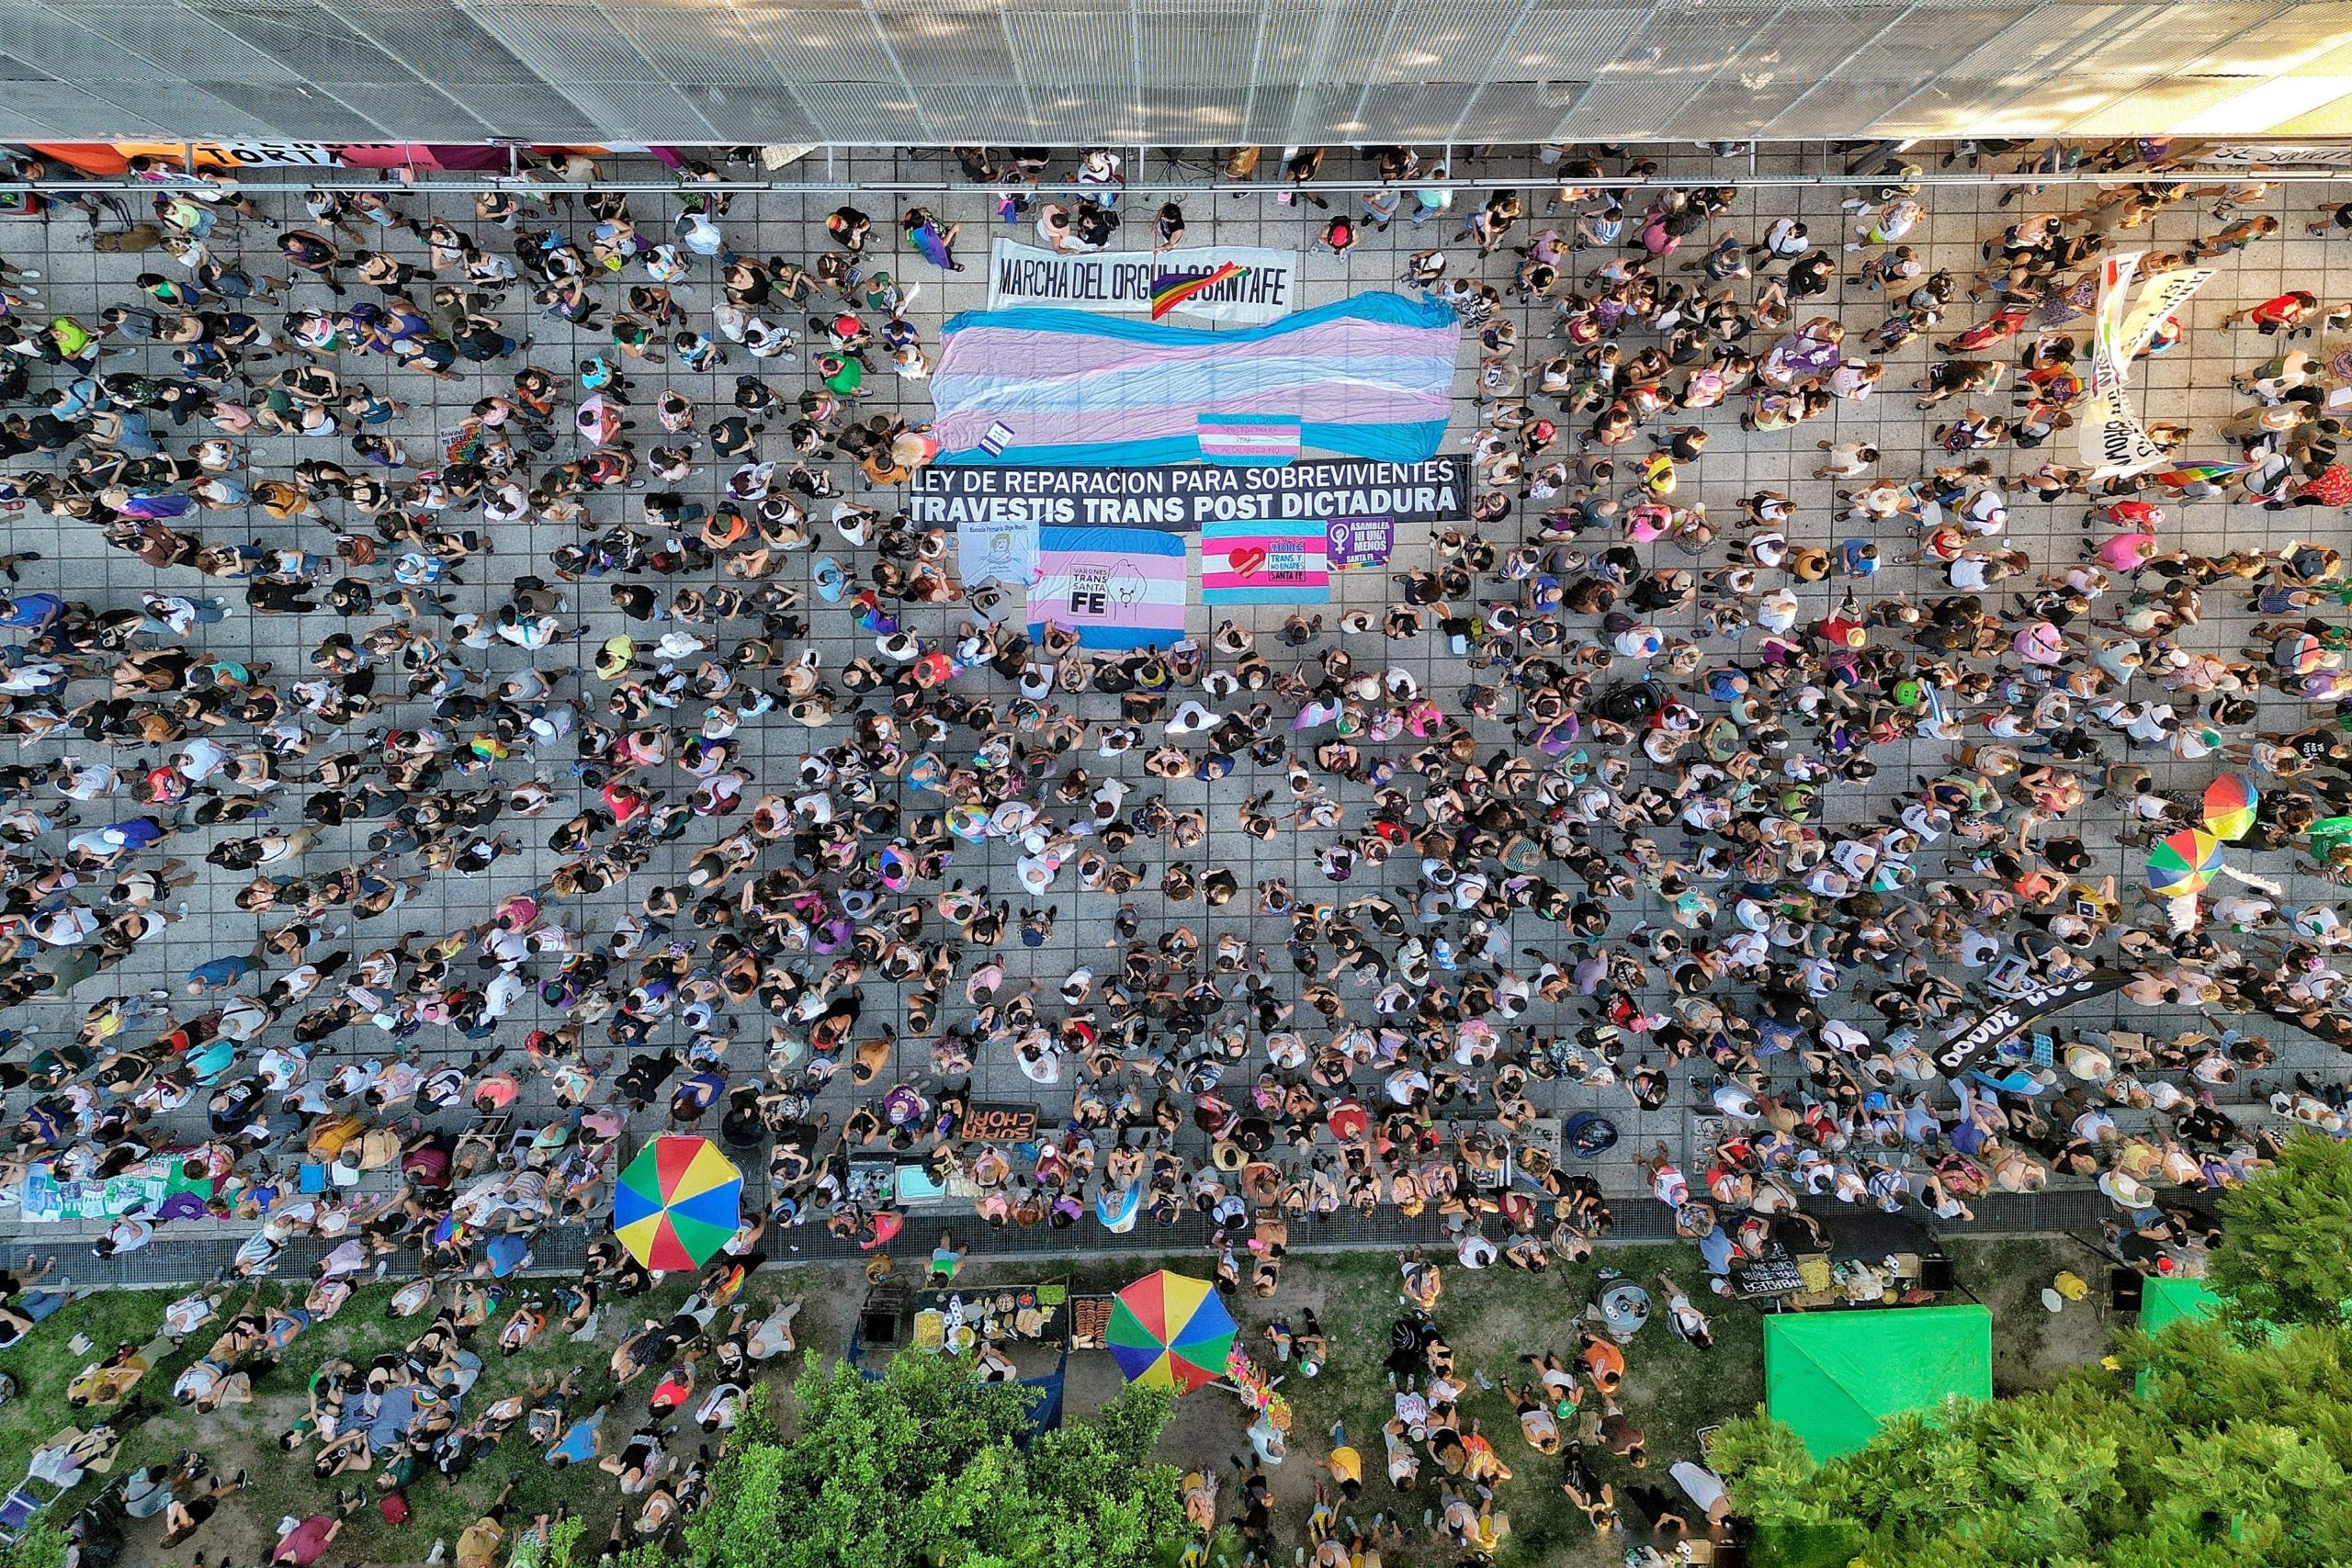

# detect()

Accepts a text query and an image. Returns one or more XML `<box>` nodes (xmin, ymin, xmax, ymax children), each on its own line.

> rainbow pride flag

<box><xmin>2152</xmin><ymin>461</ymin><xmax>2250</xmax><ymax>488</ymax></box>
<box><xmin>1152</xmin><ymin>263</ymin><xmax>1247</xmax><ymax>321</ymax></box>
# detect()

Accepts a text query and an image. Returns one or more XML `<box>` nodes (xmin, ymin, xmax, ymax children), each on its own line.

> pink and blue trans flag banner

<box><xmin>1201</xmin><ymin>517</ymin><xmax>1329</xmax><ymax>605</ymax></box>
<box><xmin>1027</xmin><ymin>527</ymin><xmax>1189</xmax><ymax>650</ymax></box>
<box><xmin>1196</xmin><ymin>414</ymin><xmax>1302</xmax><ymax>465</ymax></box>
<box><xmin>930</xmin><ymin>292</ymin><xmax>1460</xmax><ymax>468</ymax></box>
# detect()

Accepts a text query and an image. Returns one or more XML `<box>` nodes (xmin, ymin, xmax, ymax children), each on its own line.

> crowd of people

<box><xmin>0</xmin><ymin>134</ymin><xmax>2347</xmax><ymax>1562</ymax></box>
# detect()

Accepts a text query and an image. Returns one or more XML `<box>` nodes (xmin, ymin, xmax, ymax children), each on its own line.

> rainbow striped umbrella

<box><xmin>2148</xmin><ymin>829</ymin><xmax>2224</xmax><ymax>898</ymax></box>
<box><xmin>613</xmin><ymin>1136</ymin><xmax>741</xmax><ymax>1271</ymax></box>
<box><xmin>2202</xmin><ymin>774</ymin><xmax>2259</xmax><ymax>842</ymax></box>
<box><xmin>1108</xmin><ymin>1270</ymin><xmax>1237</xmax><ymax>1394</ymax></box>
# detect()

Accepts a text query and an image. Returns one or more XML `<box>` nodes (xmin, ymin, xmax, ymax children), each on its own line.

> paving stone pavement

<box><xmin>0</xmin><ymin>142</ymin><xmax>2347</xmax><ymax>1272</ymax></box>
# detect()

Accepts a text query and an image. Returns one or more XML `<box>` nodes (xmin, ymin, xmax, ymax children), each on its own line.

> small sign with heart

<box><xmin>1201</xmin><ymin>519</ymin><xmax>1330</xmax><ymax>604</ymax></box>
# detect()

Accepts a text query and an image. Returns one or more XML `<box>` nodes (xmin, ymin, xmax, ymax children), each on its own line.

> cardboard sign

<box><xmin>956</xmin><ymin>515</ymin><xmax>1038</xmax><ymax>589</ymax></box>
<box><xmin>963</xmin><ymin>1100</ymin><xmax>1042</xmax><ymax>1142</ymax></box>
<box><xmin>1202</xmin><ymin>518</ymin><xmax>1329</xmax><ymax>604</ymax></box>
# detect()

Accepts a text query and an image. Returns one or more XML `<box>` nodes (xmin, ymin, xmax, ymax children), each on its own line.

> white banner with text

<box><xmin>985</xmin><ymin>240</ymin><xmax>1301</xmax><ymax>324</ymax></box>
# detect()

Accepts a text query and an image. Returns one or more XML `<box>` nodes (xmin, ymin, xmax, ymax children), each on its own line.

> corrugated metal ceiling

<box><xmin>0</xmin><ymin>0</ymin><xmax>2335</xmax><ymax>144</ymax></box>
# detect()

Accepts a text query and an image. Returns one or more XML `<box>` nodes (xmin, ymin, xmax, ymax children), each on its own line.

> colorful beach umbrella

<box><xmin>1108</xmin><ymin>1270</ymin><xmax>1238</xmax><ymax>1394</ymax></box>
<box><xmin>2202</xmin><ymin>774</ymin><xmax>2259</xmax><ymax>842</ymax></box>
<box><xmin>2147</xmin><ymin>829</ymin><xmax>2224</xmax><ymax>898</ymax></box>
<box><xmin>613</xmin><ymin>1135</ymin><xmax>742</xmax><ymax>1271</ymax></box>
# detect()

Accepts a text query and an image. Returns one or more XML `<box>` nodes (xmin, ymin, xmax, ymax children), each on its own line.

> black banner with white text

<box><xmin>910</xmin><ymin>457</ymin><xmax>1471</xmax><ymax>532</ymax></box>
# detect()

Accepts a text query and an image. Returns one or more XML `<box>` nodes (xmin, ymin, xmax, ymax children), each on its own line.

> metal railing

<box><xmin>0</xmin><ymin>1188</ymin><xmax>2114</xmax><ymax>1292</ymax></box>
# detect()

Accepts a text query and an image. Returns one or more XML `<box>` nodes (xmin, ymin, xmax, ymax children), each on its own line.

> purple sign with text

<box><xmin>1328</xmin><ymin>516</ymin><xmax>1394</xmax><ymax>570</ymax></box>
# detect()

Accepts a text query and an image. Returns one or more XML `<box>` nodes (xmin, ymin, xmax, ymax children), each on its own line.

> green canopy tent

<box><xmin>2136</xmin><ymin>1275</ymin><xmax>2230</xmax><ymax>1395</ymax></box>
<box><xmin>1763</xmin><ymin>1304</ymin><xmax>1994</xmax><ymax>1459</ymax></box>
<box><xmin>2140</xmin><ymin>1275</ymin><xmax>2224</xmax><ymax>1336</ymax></box>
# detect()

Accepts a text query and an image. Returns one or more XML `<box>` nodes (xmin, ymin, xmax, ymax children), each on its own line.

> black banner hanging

<box><xmin>909</xmin><ymin>457</ymin><xmax>1470</xmax><ymax>533</ymax></box>
<box><xmin>1930</xmin><ymin>968</ymin><xmax>2133</xmax><ymax>1077</ymax></box>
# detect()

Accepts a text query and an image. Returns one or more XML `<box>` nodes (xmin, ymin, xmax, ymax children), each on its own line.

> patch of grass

<box><xmin>0</xmin><ymin>1269</ymin><xmax>813</xmax><ymax>1566</ymax></box>
<box><xmin>0</xmin><ymin>1247</ymin><xmax>1772</xmax><ymax>1568</ymax></box>
<box><xmin>0</xmin><ymin>1280</ymin><xmax>256</xmax><ymax>1563</ymax></box>
<box><xmin>950</xmin><ymin>1246</ymin><xmax>1760</xmax><ymax>1568</ymax></box>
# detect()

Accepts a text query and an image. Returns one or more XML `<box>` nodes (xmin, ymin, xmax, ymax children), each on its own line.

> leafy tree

<box><xmin>1715</xmin><ymin>1317</ymin><xmax>2352</xmax><ymax>1568</ymax></box>
<box><xmin>2211</xmin><ymin>1131</ymin><xmax>2352</xmax><ymax>1334</ymax></box>
<box><xmin>680</xmin><ymin>1351</ymin><xmax>1181</xmax><ymax>1568</ymax></box>
<box><xmin>1025</xmin><ymin>1384</ymin><xmax>1177</xmax><ymax>1567</ymax></box>
<box><xmin>510</xmin><ymin>1517</ymin><xmax>591</xmax><ymax>1568</ymax></box>
<box><xmin>0</xmin><ymin>1522</ymin><xmax>66</xmax><ymax>1568</ymax></box>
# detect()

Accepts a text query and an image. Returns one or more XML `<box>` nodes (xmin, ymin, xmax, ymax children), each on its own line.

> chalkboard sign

<box><xmin>963</xmin><ymin>1100</ymin><xmax>1041</xmax><ymax>1142</ymax></box>
<box><xmin>1730</xmin><ymin>1245</ymin><xmax>1805</xmax><ymax>1299</ymax></box>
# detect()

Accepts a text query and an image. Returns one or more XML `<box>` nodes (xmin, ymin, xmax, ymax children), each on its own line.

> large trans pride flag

<box><xmin>931</xmin><ymin>292</ymin><xmax>1460</xmax><ymax>467</ymax></box>
<box><xmin>1027</xmin><ymin>526</ymin><xmax>1189</xmax><ymax>651</ymax></box>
